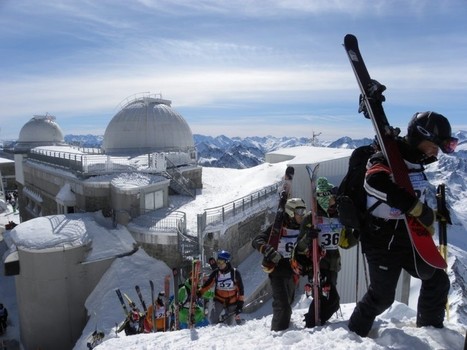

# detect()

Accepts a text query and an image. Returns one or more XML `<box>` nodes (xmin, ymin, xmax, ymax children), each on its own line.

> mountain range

<box><xmin>64</xmin><ymin>132</ymin><xmax>467</xmax><ymax>169</ymax></box>
<box><xmin>64</xmin><ymin>134</ymin><xmax>377</xmax><ymax>169</ymax></box>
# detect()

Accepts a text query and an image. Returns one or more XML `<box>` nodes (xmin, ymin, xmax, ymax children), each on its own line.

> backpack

<box><xmin>336</xmin><ymin>144</ymin><xmax>380</xmax><ymax>234</ymax></box>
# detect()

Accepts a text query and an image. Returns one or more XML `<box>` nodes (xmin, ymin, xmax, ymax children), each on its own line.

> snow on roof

<box><xmin>0</xmin><ymin>157</ymin><xmax>14</xmax><ymax>164</ymax></box>
<box><xmin>5</xmin><ymin>212</ymin><xmax>135</xmax><ymax>261</ymax></box>
<box><xmin>268</xmin><ymin>145</ymin><xmax>353</xmax><ymax>164</ymax></box>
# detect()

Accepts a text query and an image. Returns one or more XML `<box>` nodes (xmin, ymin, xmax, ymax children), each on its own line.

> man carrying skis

<box><xmin>252</xmin><ymin>198</ymin><xmax>306</xmax><ymax>331</ymax></box>
<box><xmin>173</xmin><ymin>277</ymin><xmax>210</xmax><ymax>329</ymax></box>
<box><xmin>348</xmin><ymin>112</ymin><xmax>456</xmax><ymax>337</ymax></box>
<box><xmin>291</xmin><ymin>177</ymin><xmax>343</xmax><ymax>327</ymax></box>
<box><xmin>198</xmin><ymin>250</ymin><xmax>245</xmax><ymax>326</ymax></box>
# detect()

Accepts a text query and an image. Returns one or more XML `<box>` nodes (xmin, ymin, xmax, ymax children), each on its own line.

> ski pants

<box><xmin>269</xmin><ymin>273</ymin><xmax>296</xmax><ymax>331</ymax></box>
<box><xmin>348</xmin><ymin>243</ymin><xmax>449</xmax><ymax>337</ymax></box>
<box><xmin>209</xmin><ymin>300</ymin><xmax>237</xmax><ymax>326</ymax></box>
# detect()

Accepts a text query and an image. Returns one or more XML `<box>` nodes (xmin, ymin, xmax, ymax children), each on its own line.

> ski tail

<box><xmin>306</xmin><ymin>164</ymin><xmax>322</xmax><ymax>326</ymax></box>
<box><xmin>115</xmin><ymin>288</ymin><xmax>129</xmax><ymax>317</ymax></box>
<box><xmin>135</xmin><ymin>285</ymin><xmax>147</xmax><ymax>313</ymax></box>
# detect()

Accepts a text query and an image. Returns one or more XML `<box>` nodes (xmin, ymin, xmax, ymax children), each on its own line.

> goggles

<box><xmin>217</xmin><ymin>259</ymin><xmax>227</xmax><ymax>264</ymax></box>
<box><xmin>294</xmin><ymin>208</ymin><xmax>306</xmax><ymax>216</ymax></box>
<box><xmin>416</xmin><ymin>125</ymin><xmax>458</xmax><ymax>154</ymax></box>
<box><xmin>438</xmin><ymin>137</ymin><xmax>458</xmax><ymax>154</ymax></box>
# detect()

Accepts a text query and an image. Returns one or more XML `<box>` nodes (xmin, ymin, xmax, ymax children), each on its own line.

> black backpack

<box><xmin>336</xmin><ymin>144</ymin><xmax>380</xmax><ymax>233</ymax></box>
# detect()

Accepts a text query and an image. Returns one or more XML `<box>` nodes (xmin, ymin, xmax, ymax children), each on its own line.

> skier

<box><xmin>252</xmin><ymin>198</ymin><xmax>306</xmax><ymax>331</ymax></box>
<box><xmin>197</xmin><ymin>250</ymin><xmax>245</xmax><ymax>326</ymax></box>
<box><xmin>117</xmin><ymin>301</ymin><xmax>142</xmax><ymax>335</ymax></box>
<box><xmin>348</xmin><ymin>112</ymin><xmax>456</xmax><ymax>337</ymax></box>
<box><xmin>173</xmin><ymin>277</ymin><xmax>210</xmax><ymax>329</ymax></box>
<box><xmin>144</xmin><ymin>292</ymin><xmax>167</xmax><ymax>332</ymax></box>
<box><xmin>291</xmin><ymin>177</ymin><xmax>343</xmax><ymax>327</ymax></box>
<box><xmin>0</xmin><ymin>303</ymin><xmax>8</xmax><ymax>334</ymax></box>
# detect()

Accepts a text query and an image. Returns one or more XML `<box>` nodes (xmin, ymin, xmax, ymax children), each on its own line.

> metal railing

<box><xmin>198</xmin><ymin>182</ymin><xmax>280</xmax><ymax>232</ymax></box>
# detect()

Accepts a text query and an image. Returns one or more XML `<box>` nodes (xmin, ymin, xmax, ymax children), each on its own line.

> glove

<box><xmin>306</xmin><ymin>224</ymin><xmax>321</xmax><ymax>240</ymax></box>
<box><xmin>409</xmin><ymin>201</ymin><xmax>435</xmax><ymax>235</ymax></box>
<box><xmin>235</xmin><ymin>300</ymin><xmax>244</xmax><ymax>315</ymax></box>
<box><xmin>263</xmin><ymin>245</ymin><xmax>281</xmax><ymax>264</ymax></box>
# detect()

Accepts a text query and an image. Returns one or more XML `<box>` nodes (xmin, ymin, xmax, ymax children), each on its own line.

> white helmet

<box><xmin>285</xmin><ymin>198</ymin><xmax>306</xmax><ymax>217</ymax></box>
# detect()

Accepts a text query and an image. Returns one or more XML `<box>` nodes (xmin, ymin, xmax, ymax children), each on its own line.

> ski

<box><xmin>86</xmin><ymin>330</ymin><xmax>105</xmax><ymax>349</ymax></box>
<box><xmin>172</xmin><ymin>267</ymin><xmax>180</xmax><ymax>330</ymax></box>
<box><xmin>135</xmin><ymin>285</ymin><xmax>147</xmax><ymax>313</ymax></box>
<box><xmin>343</xmin><ymin>34</ymin><xmax>447</xmax><ymax>269</ymax></box>
<box><xmin>306</xmin><ymin>163</ymin><xmax>322</xmax><ymax>327</ymax></box>
<box><xmin>115</xmin><ymin>288</ymin><xmax>129</xmax><ymax>317</ymax></box>
<box><xmin>219</xmin><ymin>292</ymin><xmax>267</xmax><ymax>323</ymax></box>
<box><xmin>262</xmin><ymin>166</ymin><xmax>294</xmax><ymax>272</ymax></box>
<box><xmin>164</xmin><ymin>274</ymin><xmax>171</xmax><ymax>331</ymax></box>
<box><xmin>188</xmin><ymin>259</ymin><xmax>201</xmax><ymax>329</ymax></box>
<box><xmin>149</xmin><ymin>280</ymin><xmax>156</xmax><ymax>332</ymax></box>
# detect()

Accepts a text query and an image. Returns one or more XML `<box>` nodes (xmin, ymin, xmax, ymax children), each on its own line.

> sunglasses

<box><xmin>294</xmin><ymin>208</ymin><xmax>306</xmax><ymax>216</ymax></box>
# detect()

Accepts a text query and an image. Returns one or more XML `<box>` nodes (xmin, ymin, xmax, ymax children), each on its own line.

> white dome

<box><xmin>18</xmin><ymin>115</ymin><xmax>64</xmax><ymax>143</ymax></box>
<box><xmin>103</xmin><ymin>96</ymin><xmax>194</xmax><ymax>155</ymax></box>
<box><xmin>14</xmin><ymin>115</ymin><xmax>66</xmax><ymax>153</ymax></box>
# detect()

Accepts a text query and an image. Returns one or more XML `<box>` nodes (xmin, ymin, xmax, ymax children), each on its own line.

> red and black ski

<box><xmin>343</xmin><ymin>34</ymin><xmax>446</xmax><ymax>269</ymax></box>
<box><xmin>164</xmin><ymin>274</ymin><xmax>171</xmax><ymax>331</ymax></box>
<box><xmin>188</xmin><ymin>259</ymin><xmax>201</xmax><ymax>329</ymax></box>
<box><xmin>306</xmin><ymin>163</ymin><xmax>322</xmax><ymax>326</ymax></box>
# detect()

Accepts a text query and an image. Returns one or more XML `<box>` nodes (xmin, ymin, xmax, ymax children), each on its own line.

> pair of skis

<box><xmin>188</xmin><ymin>259</ymin><xmax>202</xmax><ymax>329</ymax></box>
<box><xmin>262</xmin><ymin>166</ymin><xmax>295</xmax><ymax>272</ymax></box>
<box><xmin>305</xmin><ymin>163</ymin><xmax>324</xmax><ymax>327</ymax></box>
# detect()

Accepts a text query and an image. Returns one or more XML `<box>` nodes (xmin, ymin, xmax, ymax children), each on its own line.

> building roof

<box><xmin>102</xmin><ymin>95</ymin><xmax>194</xmax><ymax>156</ymax></box>
<box><xmin>14</xmin><ymin>115</ymin><xmax>67</xmax><ymax>152</ymax></box>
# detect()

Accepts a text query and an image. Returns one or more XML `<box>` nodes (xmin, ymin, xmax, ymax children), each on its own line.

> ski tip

<box><xmin>344</xmin><ymin>33</ymin><xmax>357</xmax><ymax>44</ymax></box>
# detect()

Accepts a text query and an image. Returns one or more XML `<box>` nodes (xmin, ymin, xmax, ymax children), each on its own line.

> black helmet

<box><xmin>407</xmin><ymin>111</ymin><xmax>458</xmax><ymax>154</ymax></box>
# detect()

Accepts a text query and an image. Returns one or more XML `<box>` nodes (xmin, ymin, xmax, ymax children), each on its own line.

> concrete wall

<box><xmin>15</xmin><ymin>245</ymin><xmax>114</xmax><ymax>350</ymax></box>
<box><xmin>130</xmin><ymin>230</ymin><xmax>182</xmax><ymax>268</ymax></box>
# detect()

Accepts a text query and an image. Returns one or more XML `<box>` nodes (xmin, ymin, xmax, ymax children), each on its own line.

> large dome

<box><xmin>103</xmin><ymin>96</ymin><xmax>195</xmax><ymax>155</ymax></box>
<box><xmin>15</xmin><ymin>115</ymin><xmax>66</xmax><ymax>152</ymax></box>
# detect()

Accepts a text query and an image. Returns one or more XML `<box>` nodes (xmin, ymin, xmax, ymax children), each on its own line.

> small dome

<box><xmin>103</xmin><ymin>95</ymin><xmax>194</xmax><ymax>155</ymax></box>
<box><xmin>18</xmin><ymin>115</ymin><xmax>64</xmax><ymax>143</ymax></box>
<box><xmin>14</xmin><ymin>115</ymin><xmax>66</xmax><ymax>153</ymax></box>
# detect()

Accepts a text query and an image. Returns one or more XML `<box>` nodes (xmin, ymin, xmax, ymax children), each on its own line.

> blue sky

<box><xmin>1</xmin><ymin>0</ymin><xmax>466</xmax><ymax>141</ymax></box>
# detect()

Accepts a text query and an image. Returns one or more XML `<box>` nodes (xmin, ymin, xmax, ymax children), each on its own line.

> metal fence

<box><xmin>198</xmin><ymin>182</ymin><xmax>280</xmax><ymax>233</ymax></box>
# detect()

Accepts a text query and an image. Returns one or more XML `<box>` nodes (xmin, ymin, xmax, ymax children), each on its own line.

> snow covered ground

<box><xmin>1</xmin><ymin>154</ymin><xmax>467</xmax><ymax>349</ymax></box>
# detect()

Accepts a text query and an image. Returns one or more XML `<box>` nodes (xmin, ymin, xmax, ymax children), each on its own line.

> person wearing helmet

<box><xmin>291</xmin><ymin>177</ymin><xmax>343</xmax><ymax>328</ymax></box>
<box><xmin>348</xmin><ymin>111</ymin><xmax>455</xmax><ymax>337</ymax></box>
<box><xmin>172</xmin><ymin>277</ymin><xmax>210</xmax><ymax>329</ymax></box>
<box><xmin>197</xmin><ymin>250</ymin><xmax>245</xmax><ymax>326</ymax></box>
<box><xmin>252</xmin><ymin>197</ymin><xmax>307</xmax><ymax>331</ymax></box>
